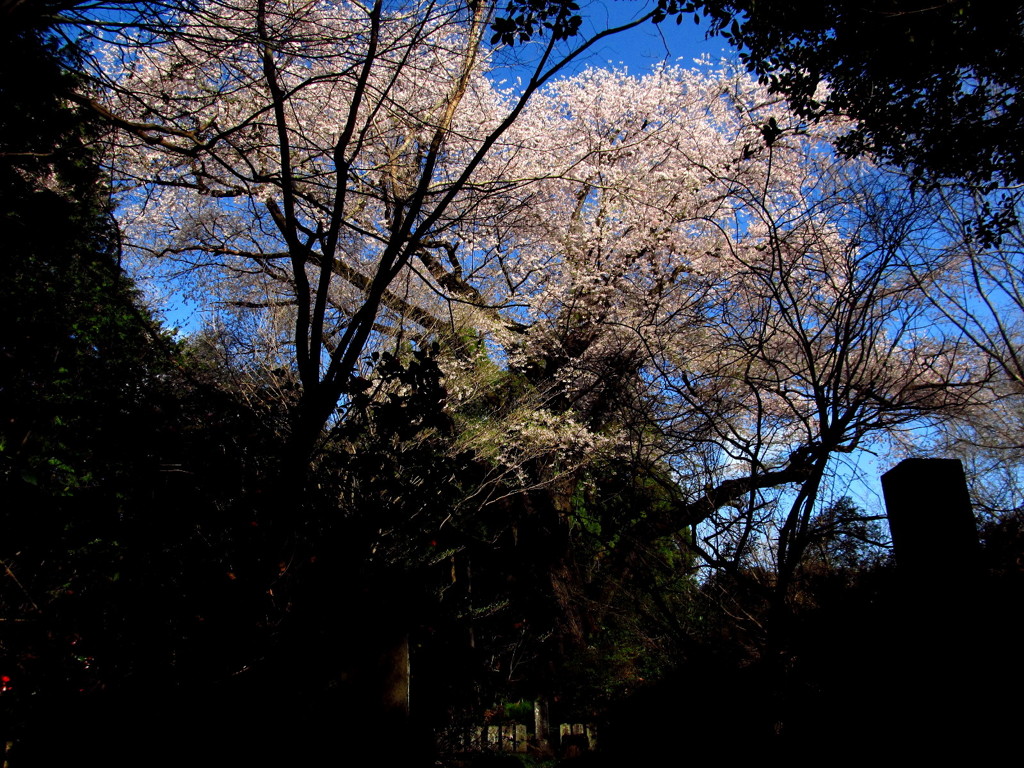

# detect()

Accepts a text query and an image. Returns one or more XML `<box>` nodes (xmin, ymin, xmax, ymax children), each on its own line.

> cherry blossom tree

<box><xmin>96</xmin><ymin>0</ymin><xmax>661</xmax><ymax>464</ymax></box>
<box><xmin>103</xmin><ymin>9</ymin><xmax>990</xmax><ymax>554</ymax></box>
<box><xmin>94</xmin><ymin>0</ymin><xmax>996</xmax><ymax>571</ymax></box>
<box><xmin>888</xmin><ymin>184</ymin><xmax>1024</xmax><ymax>520</ymax></box>
<box><xmin>460</xmin><ymin>72</ymin><xmax>998</xmax><ymax>741</ymax></box>
<box><xmin>903</xmin><ymin>187</ymin><xmax>1024</xmax><ymax>402</ymax></box>
<box><xmin>341</xmin><ymin>65</ymin><xmax>993</xmax><ymax>710</ymax></box>
<box><xmin>470</xmin><ymin>63</ymin><xmax>991</xmax><ymax>585</ymax></box>
<box><xmin>91</xmin><ymin>7</ymin><xmax>1008</xmax><ymax>729</ymax></box>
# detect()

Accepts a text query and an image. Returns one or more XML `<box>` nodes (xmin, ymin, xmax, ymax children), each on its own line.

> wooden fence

<box><xmin>443</xmin><ymin>723</ymin><xmax>596</xmax><ymax>754</ymax></box>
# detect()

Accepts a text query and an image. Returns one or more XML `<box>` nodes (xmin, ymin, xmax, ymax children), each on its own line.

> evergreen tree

<box><xmin>0</xmin><ymin>23</ymin><xmax>167</xmax><ymax>498</ymax></box>
<box><xmin>0</xmin><ymin>25</ymin><xmax>287</xmax><ymax>762</ymax></box>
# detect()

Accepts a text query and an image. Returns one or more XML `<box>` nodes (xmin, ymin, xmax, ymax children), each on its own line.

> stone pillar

<box><xmin>881</xmin><ymin>457</ymin><xmax>980</xmax><ymax>575</ymax></box>
<box><xmin>880</xmin><ymin>457</ymin><xmax>982</xmax><ymax>749</ymax></box>
<box><xmin>533</xmin><ymin>698</ymin><xmax>550</xmax><ymax>748</ymax></box>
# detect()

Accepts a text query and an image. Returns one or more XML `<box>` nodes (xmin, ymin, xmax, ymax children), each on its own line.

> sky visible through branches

<box><xmin>118</xmin><ymin>1</ymin><xmax>734</xmax><ymax>337</ymax></box>
<box><xmin>89</xmin><ymin>0</ymin><xmax>1010</xmax><ymax>557</ymax></box>
<box><xmin>8</xmin><ymin>4</ymin><xmax>1024</xmax><ymax>761</ymax></box>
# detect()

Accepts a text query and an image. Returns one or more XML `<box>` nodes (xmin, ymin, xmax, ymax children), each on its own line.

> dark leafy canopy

<box><xmin>685</xmin><ymin>0</ymin><xmax>1024</xmax><ymax>193</ymax></box>
<box><xmin>491</xmin><ymin>0</ymin><xmax>582</xmax><ymax>45</ymax></box>
<box><xmin>0</xmin><ymin>28</ymin><xmax>158</xmax><ymax>495</ymax></box>
<box><xmin>495</xmin><ymin>0</ymin><xmax>1022</xmax><ymax>194</ymax></box>
<box><xmin>0</xmin><ymin>20</ymin><xmax>293</xmax><ymax>758</ymax></box>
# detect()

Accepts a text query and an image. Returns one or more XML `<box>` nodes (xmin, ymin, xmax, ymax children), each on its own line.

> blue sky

<box><xmin>575</xmin><ymin>0</ymin><xmax>737</xmax><ymax>74</ymax></box>
<box><xmin>487</xmin><ymin>1</ymin><xmax>739</xmax><ymax>87</ymax></box>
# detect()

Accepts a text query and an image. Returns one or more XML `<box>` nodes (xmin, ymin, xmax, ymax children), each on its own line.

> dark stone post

<box><xmin>881</xmin><ymin>457</ymin><xmax>980</xmax><ymax>576</ymax></box>
<box><xmin>880</xmin><ymin>457</ymin><xmax>983</xmax><ymax>751</ymax></box>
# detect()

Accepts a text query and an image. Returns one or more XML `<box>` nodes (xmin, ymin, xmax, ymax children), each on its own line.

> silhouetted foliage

<box><xmin>3</xmin><ymin>3</ymin><xmax>1022</xmax><ymax>765</ymax></box>
<box><xmin>490</xmin><ymin>0</ymin><xmax>582</xmax><ymax>45</ymax></box>
<box><xmin>688</xmin><ymin>1</ymin><xmax>1023</xmax><ymax>192</ymax></box>
<box><xmin>0</xmin><ymin>25</ymin><xmax>299</xmax><ymax>762</ymax></box>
